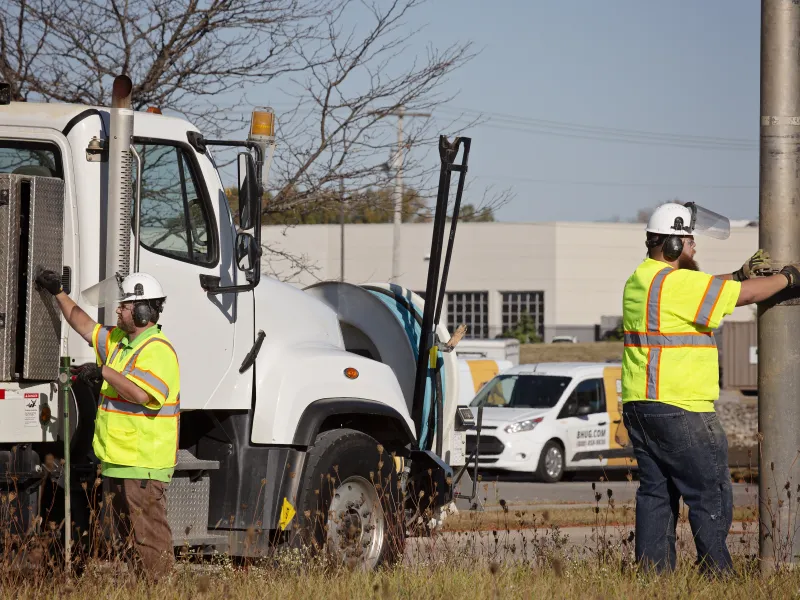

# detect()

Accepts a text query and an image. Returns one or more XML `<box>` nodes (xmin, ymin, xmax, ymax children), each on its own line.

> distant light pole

<box><xmin>369</xmin><ymin>106</ymin><xmax>431</xmax><ymax>282</ymax></box>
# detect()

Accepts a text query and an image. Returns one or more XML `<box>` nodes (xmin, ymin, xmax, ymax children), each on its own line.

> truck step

<box><xmin>174</xmin><ymin>449</ymin><xmax>219</xmax><ymax>472</ymax></box>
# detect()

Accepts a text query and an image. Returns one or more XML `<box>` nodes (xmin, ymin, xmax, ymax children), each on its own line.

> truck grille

<box><xmin>466</xmin><ymin>435</ymin><xmax>505</xmax><ymax>456</ymax></box>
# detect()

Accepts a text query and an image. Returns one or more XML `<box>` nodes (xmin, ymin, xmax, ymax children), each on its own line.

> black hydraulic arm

<box><xmin>410</xmin><ymin>136</ymin><xmax>471</xmax><ymax>452</ymax></box>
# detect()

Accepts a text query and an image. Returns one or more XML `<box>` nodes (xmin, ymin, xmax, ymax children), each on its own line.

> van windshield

<box><xmin>470</xmin><ymin>374</ymin><xmax>571</xmax><ymax>409</ymax></box>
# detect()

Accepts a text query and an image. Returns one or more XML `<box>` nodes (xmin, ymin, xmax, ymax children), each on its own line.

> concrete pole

<box><xmin>758</xmin><ymin>0</ymin><xmax>800</xmax><ymax>572</ymax></box>
<box><xmin>391</xmin><ymin>108</ymin><xmax>404</xmax><ymax>282</ymax></box>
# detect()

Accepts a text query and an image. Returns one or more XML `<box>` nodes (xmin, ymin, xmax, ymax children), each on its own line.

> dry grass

<box><xmin>520</xmin><ymin>342</ymin><xmax>623</xmax><ymax>364</ymax></box>
<box><xmin>2</xmin><ymin>558</ymin><xmax>799</xmax><ymax>600</ymax></box>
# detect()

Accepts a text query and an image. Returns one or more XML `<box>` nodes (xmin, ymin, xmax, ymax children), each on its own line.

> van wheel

<box><xmin>536</xmin><ymin>441</ymin><xmax>565</xmax><ymax>483</ymax></box>
<box><xmin>293</xmin><ymin>428</ymin><xmax>405</xmax><ymax>570</ymax></box>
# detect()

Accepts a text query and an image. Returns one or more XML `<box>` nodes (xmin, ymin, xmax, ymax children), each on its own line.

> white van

<box><xmin>466</xmin><ymin>362</ymin><xmax>636</xmax><ymax>482</ymax></box>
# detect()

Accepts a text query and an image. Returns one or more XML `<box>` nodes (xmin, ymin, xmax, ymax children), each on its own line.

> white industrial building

<box><xmin>261</xmin><ymin>221</ymin><xmax>760</xmax><ymax>342</ymax></box>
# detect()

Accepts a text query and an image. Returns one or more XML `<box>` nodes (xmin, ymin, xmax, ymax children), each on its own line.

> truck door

<box><xmin>132</xmin><ymin>140</ymin><xmax>237</xmax><ymax>409</ymax></box>
<box><xmin>557</xmin><ymin>378</ymin><xmax>610</xmax><ymax>468</ymax></box>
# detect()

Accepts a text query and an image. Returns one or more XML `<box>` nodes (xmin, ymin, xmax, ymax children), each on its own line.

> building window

<box><xmin>501</xmin><ymin>291</ymin><xmax>544</xmax><ymax>338</ymax></box>
<box><xmin>447</xmin><ymin>292</ymin><xmax>489</xmax><ymax>338</ymax></box>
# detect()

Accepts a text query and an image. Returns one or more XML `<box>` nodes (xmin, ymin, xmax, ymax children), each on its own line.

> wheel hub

<box><xmin>545</xmin><ymin>446</ymin><xmax>562</xmax><ymax>478</ymax></box>
<box><xmin>327</xmin><ymin>475</ymin><xmax>385</xmax><ymax>569</ymax></box>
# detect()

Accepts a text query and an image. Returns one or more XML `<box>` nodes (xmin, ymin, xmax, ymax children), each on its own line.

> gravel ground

<box><xmin>716</xmin><ymin>392</ymin><xmax>758</xmax><ymax>449</ymax></box>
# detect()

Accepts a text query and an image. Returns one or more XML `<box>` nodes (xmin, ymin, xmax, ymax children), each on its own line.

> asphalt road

<box><xmin>452</xmin><ymin>472</ymin><xmax>758</xmax><ymax>511</ymax></box>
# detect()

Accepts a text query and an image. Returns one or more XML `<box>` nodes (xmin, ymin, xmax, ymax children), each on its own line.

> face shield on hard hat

<box><xmin>80</xmin><ymin>272</ymin><xmax>155</xmax><ymax>308</ymax></box>
<box><xmin>80</xmin><ymin>273</ymin><xmax>126</xmax><ymax>308</ymax></box>
<box><xmin>684</xmin><ymin>202</ymin><xmax>730</xmax><ymax>240</ymax></box>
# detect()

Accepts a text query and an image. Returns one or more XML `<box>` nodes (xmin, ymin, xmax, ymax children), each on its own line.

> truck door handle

<box><xmin>597</xmin><ymin>421</ymin><xmax>607</xmax><ymax>426</ymax></box>
<box><xmin>612</xmin><ymin>419</ymin><xmax>621</xmax><ymax>424</ymax></box>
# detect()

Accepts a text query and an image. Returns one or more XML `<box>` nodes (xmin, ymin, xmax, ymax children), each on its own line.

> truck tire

<box><xmin>536</xmin><ymin>440</ymin><xmax>565</xmax><ymax>483</ymax></box>
<box><xmin>293</xmin><ymin>428</ymin><xmax>404</xmax><ymax>569</ymax></box>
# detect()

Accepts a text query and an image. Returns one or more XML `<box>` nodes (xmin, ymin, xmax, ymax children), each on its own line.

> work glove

<box><xmin>733</xmin><ymin>249</ymin><xmax>772</xmax><ymax>281</ymax></box>
<box><xmin>71</xmin><ymin>363</ymin><xmax>104</xmax><ymax>386</ymax></box>
<box><xmin>34</xmin><ymin>269</ymin><xmax>63</xmax><ymax>295</ymax></box>
<box><xmin>780</xmin><ymin>264</ymin><xmax>800</xmax><ymax>288</ymax></box>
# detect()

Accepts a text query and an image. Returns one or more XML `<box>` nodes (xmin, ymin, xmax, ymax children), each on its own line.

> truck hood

<box><xmin>254</xmin><ymin>277</ymin><xmax>344</xmax><ymax>348</ymax></box>
<box><xmin>475</xmin><ymin>407</ymin><xmax>554</xmax><ymax>427</ymax></box>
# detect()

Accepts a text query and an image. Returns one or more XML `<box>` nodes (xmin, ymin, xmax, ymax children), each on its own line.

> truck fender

<box><xmin>292</xmin><ymin>398</ymin><xmax>415</xmax><ymax>447</ymax></box>
<box><xmin>250</xmin><ymin>343</ymin><xmax>416</xmax><ymax>446</ymax></box>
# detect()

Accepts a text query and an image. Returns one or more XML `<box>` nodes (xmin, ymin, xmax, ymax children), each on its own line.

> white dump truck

<box><xmin>0</xmin><ymin>76</ymin><xmax>478</xmax><ymax>569</ymax></box>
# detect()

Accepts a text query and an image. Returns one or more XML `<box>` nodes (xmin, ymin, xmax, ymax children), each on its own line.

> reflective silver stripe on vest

<box><xmin>624</xmin><ymin>332</ymin><xmax>716</xmax><ymax>348</ymax></box>
<box><xmin>96</xmin><ymin>327</ymin><xmax>112</xmax><ymax>362</ymax></box>
<box><xmin>647</xmin><ymin>348</ymin><xmax>661</xmax><ymax>399</ymax></box>
<box><xmin>647</xmin><ymin>269</ymin><xmax>671</xmax><ymax>332</ymax></box>
<box><xmin>695</xmin><ymin>278</ymin><xmax>724</xmax><ymax>327</ymax></box>
<box><xmin>128</xmin><ymin>368</ymin><xmax>169</xmax><ymax>399</ymax></box>
<box><xmin>104</xmin><ymin>398</ymin><xmax>180</xmax><ymax>417</ymax></box>
<box><xmin>121</xmin><ymin>337</ymin><xmax>178</xmax><ymax>376</ymax></box>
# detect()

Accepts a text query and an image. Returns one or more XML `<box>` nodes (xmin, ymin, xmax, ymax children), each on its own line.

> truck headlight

<box><xmin>504</xmin><ymin>417</ymin><xmax>543</xmax><ymax>434</ymax></box>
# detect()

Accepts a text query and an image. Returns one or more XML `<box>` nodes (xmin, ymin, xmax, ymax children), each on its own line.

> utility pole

<box><xmin>758</xmin><ymin>0</ymin><xmax>800</xmax><ymax>572</ymax></box>
<box><xmin>370</xmin><ymin>106</ymin><xmax>430</xmax><ymax>282</ymax></box>
<box><xmin>339</xmin><ymin>176</ymin><xmax>345</xmax><ymax>282</ymax></box>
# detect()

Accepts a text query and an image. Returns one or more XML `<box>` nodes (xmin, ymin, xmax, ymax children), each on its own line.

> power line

<box><xmin>435</xmin><ymin>105</ymin><xmax>757</xmax><ymax>151</ymax></box>
<box><xmin>475</xmin><ymin>173</ymin><xmax>757</xmax><ymax>189</ymax></box>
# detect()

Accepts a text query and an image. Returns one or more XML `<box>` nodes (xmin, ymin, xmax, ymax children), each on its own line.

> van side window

<box><xmin>134</xmin><ymin>142</ymin><xmax>214</xmax><ymax>266</ymax></box>
<box><xmin>558</xmin><ymin>378</ymin><xmax>605</xmax><ymax>418</ymax></box>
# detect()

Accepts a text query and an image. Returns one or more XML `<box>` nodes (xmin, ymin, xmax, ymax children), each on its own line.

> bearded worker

<box><xmin>621</xmin><ymin>201</ymin><xmax>800</xmax><ymax>575</ymax></box>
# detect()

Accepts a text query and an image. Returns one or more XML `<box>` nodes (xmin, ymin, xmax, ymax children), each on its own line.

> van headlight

<box><xmin>504</xmin><ymin>417</ymin><xmax>543</xmax><ymax>434</ymax></box>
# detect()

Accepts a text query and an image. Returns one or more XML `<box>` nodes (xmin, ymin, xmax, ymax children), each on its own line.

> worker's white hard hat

<box><xmin>645</xmin><ymin>202</ymin><xmax>731</xmax><ymax>240</ymax></box>
<box><xmin>646</xmin><ymin>203</ymin><xmax>694</xmax><ymax>236</ymax></box>
<box><xmin>120</xmin><ymin>272</ymin><xmax>166</xmax><ymax>302</ymax></box>
<box><xmin>80</xmin><ymin>271</ymin><xmax>166</xmax><ymax>307</ymax></box>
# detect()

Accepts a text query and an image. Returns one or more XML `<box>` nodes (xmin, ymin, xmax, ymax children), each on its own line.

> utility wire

<box><xmin>474</xmin><ymin>174</ymin><xmax>757</xmax><ymax>189</ymax></box>
<box><xmin>435</xmin><ymin>105</ymin><xmax>757</xmax><ymax>151</ymax></box>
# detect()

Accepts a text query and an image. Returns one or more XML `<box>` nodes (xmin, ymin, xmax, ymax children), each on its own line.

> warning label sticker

<box><xmin>24</xmin><ymin>394</ymin><xmax>39</xmax><ymax>428</ymax></box>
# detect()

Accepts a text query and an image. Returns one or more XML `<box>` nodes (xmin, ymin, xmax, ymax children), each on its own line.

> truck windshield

<box><xmin>470</xmin><ymin>374</ymin><xmax>571</xmax><ymax>409</ymax></box>
<box><xmin>0</xmin><ymin>141</ymin><xmax>62</xmax><ymax>179</ymax></box>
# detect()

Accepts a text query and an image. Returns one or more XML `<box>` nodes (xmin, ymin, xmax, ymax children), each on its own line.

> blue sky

<box><xmin>390</xmin><ymin>0</ymin><xmax>761</xmax><ymax>223</ymax></box>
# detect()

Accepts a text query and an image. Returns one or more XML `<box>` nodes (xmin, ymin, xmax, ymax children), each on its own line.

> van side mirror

<box><xmin>237</xmin><ymin>152</ymin><xmax>259</xmax><ymax>230</ymax></box>
<box><xmin>235</xmin><ymin>232</ymin><xmax>260</xmax><ymax>272</ymax></box>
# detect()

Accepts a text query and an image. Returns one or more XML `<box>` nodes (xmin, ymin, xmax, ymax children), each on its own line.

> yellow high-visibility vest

<box><xmin>621</xmin><ymin>258</ymin><xmax>741</xmax><ymax>412</ymax></box>
<box><xmin>90</xmin><ymin>324</ymin><xmax>180</xmax><ymax>469</ymax></box>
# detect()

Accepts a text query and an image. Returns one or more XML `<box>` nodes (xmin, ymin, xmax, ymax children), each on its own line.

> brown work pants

<box><xmin>106</xmin><ymin>477</ymin><xmax>174</xmax><ymax>580</ymax></box>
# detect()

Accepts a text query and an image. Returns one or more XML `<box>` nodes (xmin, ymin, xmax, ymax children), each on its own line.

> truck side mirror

<box><xmin>235</xmin><ymin>232</ymin><xmax>260</xmax><ymax>272</ymax></box>
<box><xmin>237</xmin><ymin>152</ymin><xmax>259</xmax><ymax>230</ymax></box>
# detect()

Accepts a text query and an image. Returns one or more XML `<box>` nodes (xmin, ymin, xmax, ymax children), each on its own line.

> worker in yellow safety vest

<box><xmin>621</xmin><ymin>201</ymin><xmax>800</xmax><ymax>576</ymax></box>
<box><xmin>36</xmin><ymin>269</ymin><xmax>179</xmax><ymax>580</ymax></box>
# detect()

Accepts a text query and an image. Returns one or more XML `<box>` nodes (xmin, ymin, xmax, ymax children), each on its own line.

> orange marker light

<box><xmin>344</xmin><ymin>367</ymin><xmax>359</xmax><ymax>380</ymax></box>
<box><xmin>249</xmin><ymin>107</ymin><xmax>275</xmax><ymax>142</ymax></box>
<box><xmin>146</xmin><ymin>106</ymin><xmax>162</xmax><ymax>114</ymax></box>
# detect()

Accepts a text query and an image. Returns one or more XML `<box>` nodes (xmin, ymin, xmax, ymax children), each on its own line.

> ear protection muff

<box><xmin>661</xmin><ymin>215</ymin><xmax>686</xmax><ymax>261</ymax></box>
<box><xmin>133</xmin><ymin>301</ymin><xmax>153</xmax><ymax>327</ymax></box>
<box><xmin>662</xmin><ymin>235</ymin><xmax>684</xmax><ymax>261</ymax></box>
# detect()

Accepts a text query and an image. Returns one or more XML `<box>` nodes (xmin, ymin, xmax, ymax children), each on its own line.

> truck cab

<box><xmin>0</xmin><ymin>91</ymin><xmax>458</xmax><ymax>569</ymax></box>
<box><xmin>467</xmin><ymin>362</ymin><xmax>635</xmax><ymax>482</ymax></box>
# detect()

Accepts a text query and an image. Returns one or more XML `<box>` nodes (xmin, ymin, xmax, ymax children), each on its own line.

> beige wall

<box><xmin>260</xmin><ymin>221</ymin><xmax>759</xmax><ymax>338</ymax></box>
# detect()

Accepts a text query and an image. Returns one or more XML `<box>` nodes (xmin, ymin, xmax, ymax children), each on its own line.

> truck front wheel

<box><xmin>293</xmin><ymin>428</ymin><xmax>404</xmax><ymax>569</ymax></box>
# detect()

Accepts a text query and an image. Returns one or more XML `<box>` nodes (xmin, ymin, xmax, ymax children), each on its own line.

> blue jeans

<box><xmin>623</xmin><ymin>401</ymin><xmax>733</xmax><ymax>574</ymax></box>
